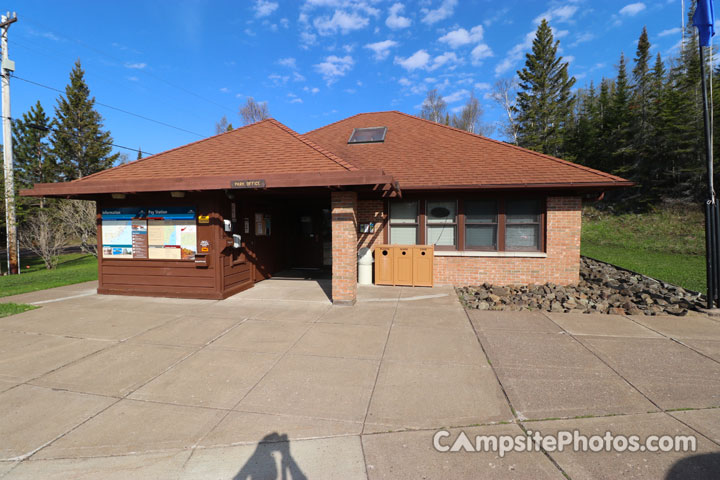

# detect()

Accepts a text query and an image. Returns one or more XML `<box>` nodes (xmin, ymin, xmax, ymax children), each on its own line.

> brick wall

<box><xmin>434</xmin><ymin>196</ymin><xmax>582</xmax><ymax>286</ymax></box>
<box><xmin>331</xmin><ymin>191</ymin><xmax>358</xmax><ymax>304</ymax></box>
<box><xmin>357</xmin><ymin>199</ymin><xmax>386</xmax><ymax>250</ymax></box>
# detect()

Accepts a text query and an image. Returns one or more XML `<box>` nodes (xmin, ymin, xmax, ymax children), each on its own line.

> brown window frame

<box><xmin>388</xmin><ymin>199</ymin><xmax>419</xmax><ymax>245</ymax></box>
<box><xmin>462</xmin><ymin>198</ymin><xmax>499</xmax><ymax>251</ymax></box>
<box><xmin>425</xmin><ymin>199</ymin><xmax>458</xmax><ymax>251</ymax></box>
<box><xmin>388</xmin><ymin>195</ymin><xmax>546</xmax><ymax>253</ymax></box>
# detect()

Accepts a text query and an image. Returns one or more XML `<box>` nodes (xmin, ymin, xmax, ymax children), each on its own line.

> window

<box><xmin>348</xmin><ymin>126</ymin><xmax>387</xmax><ymax>144</ymax></box>
<box><xmin>505</xmin><ymin>199</ymin><xmax>541</xmax><ymax>250</ymax></box>
<box><xmin>426</xmin><ymin>200</ymin><xmax>456</xmax><ymax>248</ymax></box>
<box><xmin>389</xmin><ymin>200</ymin><xmax>417</xmax><ymax>244</ymax></box>
<box><xmin>386</xmin><ymin>197</ymin><xmax>544</xmax><ymax>252</ymax></box>
<box><xmin>465</xmin><ymin>200</ymin><xmax>498</xmax><ymax>250</ymax></box>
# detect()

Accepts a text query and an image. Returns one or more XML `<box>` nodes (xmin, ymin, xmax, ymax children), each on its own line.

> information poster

<box><xmin>147</xmin><ymin>207</ymin><xmax>197</xmax><ymax>260</ymax></box>
<box><xmin>131</xmin><ymin>220</ymin><xmax>148</xmax><ymax>258</ymax></box>
<box><xmin>101</xmin><ymin>208</ymin><xmax>147</xmax><ymax>259</ymax></box>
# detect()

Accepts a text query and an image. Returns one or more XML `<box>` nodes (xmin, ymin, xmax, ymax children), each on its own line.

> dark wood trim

<box><xmin>21</xmin><ymin>170</ymin><xmax>395</xmax><ymax>198</ymax></box>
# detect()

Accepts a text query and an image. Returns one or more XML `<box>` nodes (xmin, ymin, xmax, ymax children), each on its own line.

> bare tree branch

<box><xmin>19</xmin><ymin>209</ymin><xmax>69</xmax><ymax>269</ymax></box>
<box><xmin>239</xmin><ymin>98</ymin><xmax>270</xmax><ymax>125</ymax></box>
<box><xmin>419</xmin><ymin>89</ymin><xmax>447</xmax><ymax>124</ymax></box>
<box><xmin>490</xmin><ymin>78</ymin><xmax>520</xmax><ymax>144</ymax></box>
<box><xmin>57</xmin><ymin>200</ymin><xmax>97</xmax><ymax>257</ymax></box>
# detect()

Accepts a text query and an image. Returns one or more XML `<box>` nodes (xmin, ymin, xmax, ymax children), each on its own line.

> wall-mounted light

<box><xmin>225</xmin><ymin>190</ymin><xmax>236</xmax><ymax>200</ymax></box>
<box><xmin>111</xmin><ymin>193</ymin><xmax>126</xmax><ymax>200</ymax></box>
<box><xmin>170</xmin><ymin>191</ymin><xmax>186</xmax><ymax>198</ymax></box>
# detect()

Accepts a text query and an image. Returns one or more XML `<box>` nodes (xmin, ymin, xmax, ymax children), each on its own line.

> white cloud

<box><xmin>293</xmin><ymin>71</ymin><xmax>306</xmax><ymax>82</ymax></box>
<box><xmin>563</xmin><ymin>55</ymin><xmax>575</xmax><ymax>65</ymax></box>
<box><xmin>127</xmin><ymin>76</ymin><xmax>139</xmax><ymax>82</ymax></box>
<box><xmin>619</xmin><ymin>2</ymin><xmax>646</xmax><ymax>16</ymax></box>
<box><xmin>254</xmin><ymin>0</ymin><xmax>278</xmax><ymax>18</ymax></box>
<box><xmin>300</xmin><ymin>31</ymin><xmax>317</xmax><ymax>47</ymax></box>
<box><xmin>494</xmin><ymin>30</ymin><xmax>535</xmax><ymax>76</ymax></box>
<box><xmin>386</xmin><ymin>2</ymin><xmax>411</xmax><ymax>29</ymax></box>
<box><xmin>554</xmin><ymin>29</ymin><xmax>569</xmax><ymax>39</ymax></box>
<box><xmin>314</xmin><ymin>55</ymin><xmax>354</xmax><ymax>84</ymax></box>
<box><xmin>398</xmin><ymin>77</ymin><xmax>413</xmax><ymax>87</ymax></box>
<box><xmin>304</xmin><ymin>86</ymin><xmax>321</xmax><ymax>94</ymax></box>
<box><xmin>444</xmin><ymin>89</ymin><xmax>469</xmax><ymax>103</ymax></box>
<box><xmin>268</xmin><ymin>73</ymin><xmax>290</xmax><ymax>86</ymax></box>
<box><xmin>277</xmin><ymin>57</ymin><xmax>297</xmax><ymax>68</ymax></box>
<box><xmin>219</xmin><ymin>87</ymin><xmax>230</xmax><ymax>93</ymax></box>
<box><xmin>475</xmin><ymin>82</ymin><xmax>491</xmax><ymax>90</ymax></box>
<box><xmin>365</xmin><ymin>40</ymin><xmax>399</xmax><ymax>60</ymax></box>
<box><xmin>124</xmin><ymin>62</ymin><xmax>146</xmax><ymax>69</ymax></box>
<box><xmin>438</xmin><ymin>25</ymin><xmax>484</xmax><ymax>48</ymax></box>
<box><xmin>533</xmin><ymin>5</ymin><xmax>578</xmax><ymax>24</ymax></box>
<box><xmin>471</xmin><ymin>43</ymin><xmax>493</xmax><ymax>63</ymax></box>
<box><xmin>421</xmin><ymin>0</ymin><xmax>458</xmax><ymax>25</ymax></box>
<box><xmin>658</xmin><ymin>27</ymin><xmax>681</xmax><ymax>37</ymax></box>
<box><xmin>280</xmin><ymin>18</ymin><xmax>290</xmax><ymax>28</ymax></box>
<box><xmin>290</xmin><ymin>97</ymin><xmax>303</xmax><ymax>103</ymax></box>
<box><xmin>428</xmin><ymin>51</ymin><xmax>459</xmax><ymax>71</ymax></box>
<box><xmin>314</xmin><ymin>10</ymin><xmax>369</xmax><ymax>35</ymax></box>
<box><xmin>394</xmin><ymin>49</ymin><xmax>431</xmax><ymax>71</ymax></box>
<box><xmin>571</xmin><ymin>32</ymin><xmax>595</xmax><ymax>46</ymax></box>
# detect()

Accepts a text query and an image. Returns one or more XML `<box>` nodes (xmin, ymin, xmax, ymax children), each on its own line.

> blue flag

<box><xmin>693</xmin><ymin>0</ymin><xmax>716</xmax><ymax>47</ymax></box>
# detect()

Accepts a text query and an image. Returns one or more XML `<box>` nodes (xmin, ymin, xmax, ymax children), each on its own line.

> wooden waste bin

<box><xmin>374</xmin><ymin>245</ymin><xmax>394</xmax><ymax>285</ymax></box>
<box><xmin>373</xmin><ymin>245</ymin><xmax>434</xmax><ymax>287</ymax></box>
<box><xmin>412</xmin><ymin>246</ymin><xmax>434</xmax><ymax>286</ymax></box>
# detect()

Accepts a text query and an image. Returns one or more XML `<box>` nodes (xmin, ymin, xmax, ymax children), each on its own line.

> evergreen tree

<box><xmin>137</xmin><ymin>148</ymin><xmax>142</xmax><ymax>160</ymax></box>
<box><xmin>12</xmin><ymin>101</ymin><xmax>56</xmax><ymax>218</ymax></box>
<box><xmin>51</xmin><ymin>60</ymin><xmax>118</xmax><ymax>180</ymax></box>
<box><xmin>609</xmin><ymin>53</ymin><xmax>634</xmax><ymax>177</ymax></box>
<box><xmin>631</xmin><ymin>27</ymin><xmax>652</xmax><ymax>159</ymax></box>
<box><xmin>515</xmin><ymin>19</ymin><xmax>576</xmax><ymax>156</ymax></box>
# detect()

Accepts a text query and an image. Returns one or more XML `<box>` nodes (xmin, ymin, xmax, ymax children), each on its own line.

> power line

<box><xmin>20</xmin><ymin>15</ymin><xmax>235</xmax><ymax>114</ymax></box>
<box><xmin>10</xmin><ymin>73</ymin><xmax>205</xmax><ymax>138</ymax></box>
<box><xmin>2</xmin><ymin>114</ymin><xmax>152</xmax><ymax>155</ymax></box>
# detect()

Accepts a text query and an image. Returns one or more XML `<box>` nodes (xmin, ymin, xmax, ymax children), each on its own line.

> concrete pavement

<box><xmin>0</xmin><ymin>279</ymin><xmax>718</xmax><ymax>478</ymax></box>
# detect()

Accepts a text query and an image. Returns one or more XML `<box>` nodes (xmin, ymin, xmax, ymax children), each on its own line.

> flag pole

<box><xmin>700</xmin><ymin>42</ymin><xmax>717</xmax><ymax>309</ymax></box>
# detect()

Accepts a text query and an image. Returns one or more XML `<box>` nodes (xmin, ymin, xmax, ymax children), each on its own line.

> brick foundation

<box><xmin>331</xmin><ymin>191</ymin><xmax>358</xmax><ymax>304</ymax></box>
<box><xmin>356</xmin><ymin>196</ymin><xmax>582</xmax><ymax>287</ymax></box>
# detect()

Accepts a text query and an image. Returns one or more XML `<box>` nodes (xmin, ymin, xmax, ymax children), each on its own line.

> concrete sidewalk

<box><xmin>0</xmin><ymin>279</ymin><xmax>719</xmax><ymax>478</ymax></box>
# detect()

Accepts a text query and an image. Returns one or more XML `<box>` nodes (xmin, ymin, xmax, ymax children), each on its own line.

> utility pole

<box><xmin>1</xmin><ymin>12</ymin><xmax>17</xmax><ymax>275</ymax></box>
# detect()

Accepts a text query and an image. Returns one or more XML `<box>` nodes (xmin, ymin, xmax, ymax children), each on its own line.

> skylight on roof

<box><xmin>348</xmin><ymin>126</ymin><xmax>387</xmax><ymax>144</ymax></box>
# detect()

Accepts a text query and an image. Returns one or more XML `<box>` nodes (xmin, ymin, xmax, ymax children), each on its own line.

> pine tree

<box><xmin>609</xmin><ymin>53</ymin><xmax>634</xmax><ymax>177</ymax></box>
<box><xmin>137</xmin><ymin>148</ymin><xmax>142</xmax><ymax>160</ymax></box>
<box><xmin>51</xmin><ymin>60</ymin><xmax>119</xmax><ymax>180</ymax></box>
<box><xmin>12</xmin><ymin>101</ymin><xmax>56</xmax><ymax>218</ymax></box>
<box><xmin>515</xmin><ymin>19</ymin><xmax>576</xmax><ymax>156</ymax></box>
<box><xmin>631</xmin><ymin>28</ymin><xmax>652</xmax><ymax>154</ymax></box>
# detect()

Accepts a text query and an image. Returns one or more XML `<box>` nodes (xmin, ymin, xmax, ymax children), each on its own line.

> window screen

<box><xmin>465</xmin><ymin>200</ymin><xmax>498</xmax><ymax>249</ymax></box>
<box><xmin>426</xmin><ymin>200</ymin><xmax>456</xmax><ymax>247</ymax></box>
<box><xmin>389</xmin><ymin>200</ymin><xmax>417</xmax><ymax>245</ymax></box>
<box><xmin>505</xmin><ymin>199</ymin><xmax>541</xmax><ymax>250</ymax></box>
<box><xmin>348</xmin><ymin>127</ymin><xmax>387</xmax><ymax>143</ymax></box>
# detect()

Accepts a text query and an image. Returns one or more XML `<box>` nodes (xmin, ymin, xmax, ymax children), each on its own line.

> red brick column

<box><xmin>331</xmin><ymin>191</ymin><xmax>358</xmax><ymax>305</ymax></box>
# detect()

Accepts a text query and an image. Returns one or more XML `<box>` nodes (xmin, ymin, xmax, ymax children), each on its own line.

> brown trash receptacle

<box><xmin>394</xmin><ymin>246</ymin><xmax>413</xmax><ymax>286</ymax></box>
<box><xmin>412</xmin><ymin>246</ymin><xmax>434</xmax><ymax>287</ymax></box>
<box><xmin>374</xmin><ymin>245</ymin><xmax>394</xmax><ymax>285</ymax></box>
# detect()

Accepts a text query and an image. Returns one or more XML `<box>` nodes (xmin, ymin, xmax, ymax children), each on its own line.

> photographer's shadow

<box><xmin>234</xmin><ymin>432</ymin><xmax>307</xmax><ymax>480</ymax></box>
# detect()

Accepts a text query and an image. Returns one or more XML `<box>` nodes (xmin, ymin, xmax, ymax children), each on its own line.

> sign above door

<box><xmin>230</xmin><ymin>179</ymin><xmax>266</xmax><ymax>189</ymax></box>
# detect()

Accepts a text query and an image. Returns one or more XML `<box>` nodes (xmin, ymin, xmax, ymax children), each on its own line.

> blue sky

<box><xmin>3</xmin><ymin>0</ymin><xmax>690</xmax><ymax>159</ymax></box>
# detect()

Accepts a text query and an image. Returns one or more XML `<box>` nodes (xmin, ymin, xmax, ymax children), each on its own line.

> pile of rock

<box><xmin>457</xmin><ymin>257</ymin><xmax>704</xmax><ymax>316</ymax></box>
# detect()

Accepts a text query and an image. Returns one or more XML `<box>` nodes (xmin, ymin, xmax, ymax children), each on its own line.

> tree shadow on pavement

<box><xmin>665</xmin><ymin>452</ymin><xmax>720</xmax><ymax>479</ymax></box>
<box><xmin>234</xmin><ymin>432</ymin><xmax>307</xmax><ymax>480</ymax></box>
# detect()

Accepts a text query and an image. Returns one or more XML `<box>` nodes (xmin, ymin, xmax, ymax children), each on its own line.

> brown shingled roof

<box><xmin>82</xmin><ymin>118</ymin><xmax>358</xmax><ymax>182</ymax></box>
<box><xmin>22</xmin><ymin>119</ymin><xmax>395</xmax><ymax>197</ymax></box>
<box><xmin>304</xmin><ymin>111</ymin><xmax>632</xmax><ymax>190</ymax></box>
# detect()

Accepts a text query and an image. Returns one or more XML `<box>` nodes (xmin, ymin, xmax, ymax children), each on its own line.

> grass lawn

<box><xmin>581</xmin><ymin>204</ymin><xmax>706</xmax><ymax>293</ymax></box>
<box><xmin>0</xmin><ymin>302</ymin><xmax>38</xmax><ymax>318</ymax></box>
<box><xmin>0</xmin><ymin>253</ymin><xmax>98</xmax><ymax>298</ymax></box>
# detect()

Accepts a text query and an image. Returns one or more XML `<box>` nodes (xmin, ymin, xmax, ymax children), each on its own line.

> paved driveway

<box><xmin>0</xmin><ymin>279</ymin><xmax>719</xmax><ymax>479</ymax></box>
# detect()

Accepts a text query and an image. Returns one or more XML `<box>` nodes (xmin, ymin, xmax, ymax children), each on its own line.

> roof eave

<box><xmin>21</xmin><ymin>169</ymin><xmax>396</xmax><ymax>198</ymax></box>
<box><xmin>399</xmin><ymin>181</ymin><xmax>636</xmax><ymax>191</ymax></box>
